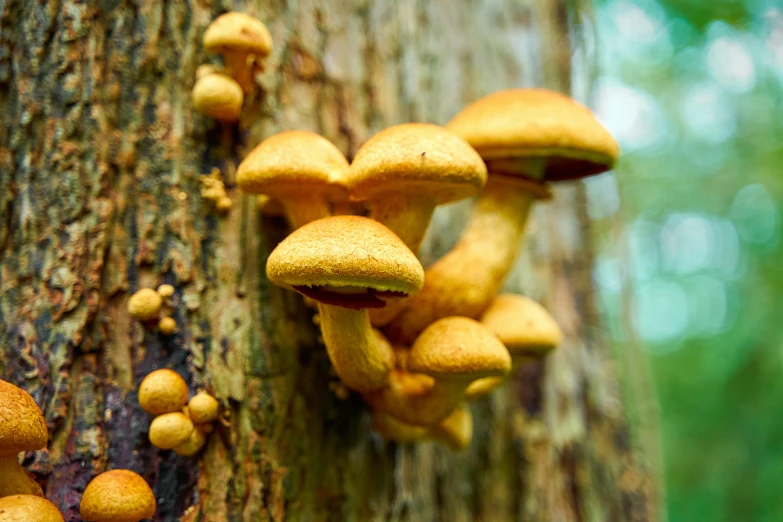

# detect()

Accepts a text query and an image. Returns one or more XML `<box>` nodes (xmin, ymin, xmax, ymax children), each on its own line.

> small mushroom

<box><xmin>127</xmin><ymin>288</ymin><xmax>162</xmax><ymax>322</ymax></box>
<box><xmin>80</xmin><ymin>469</ymin><xmax>156</xmax><ymax>522</ymax></box>
<box><xmin>237</xmin><ymin>131</ymin><xmax>349</xmax><ymax>229</ymax></box>
<box><xmin>138</xmin><ymin>369</ymin><xmax>189</xmax><ymax>416</ymax></box>
<box><xmin>202</xmin><ymin>12</ymin><xmax>273</xmax><ymax>92</ymax></box>
<box><xmin>466</xmin><ymin>294</ymin><xmax>563</xmax><ymax>399</ymax></box>
<box><xmin>216</xmin><ymin>196</ymin><xmax>233</xmax><ymax>213</ymax></box>
<box><xmin>195</xmin><ymin>64</ymin><xmax>219</xmax><ymax>80</ymax></box>
<box><xmin>266</xmin><ymin>216</ymin><xmax>424</xmax><ymax>392</ymax></box>
<box><xmin>187</xmin><ymin>392</ymin><xmax>219</xmax><ymax>424</ymax></box>
<box><xmin>192</xmin><ymin>72</ymin><xmax>244</xmax><ymax>123</ymax></box>
<box><xmin>148</xmin><ymin>412</ymin><xmax>195</xmax><ymax>450</ymax></box>
<box><xmin>172</xmin><ymin>427</ymin><xmax>207</xmax><ymax>457</ymax></box>
<box><xmin>156</xmin><ymin>284</ymin><xmax>175</xmax><ymax>299</ymax></box>
<box><xmin>0</xmin><ymin>380</ymin><xmax>48</xmax><ymax>498</ymax></box>
<box><xmin>365</xmin><ymin>317</ymin><xmax>510</xmax><ymax>425</ymax></box>
<box><xmin>157</xmin><ymin>317</ymin><xmax>177</xmax><ymax>335</ymax></box>
<box><xmin>0</xmin><ymin>495</ymin><xmax>64</xmax><ymax>521</ymax></box>
<box><xmin>388</xmin><ymin>89</ymin><xmax>619</xmax><ymax>344</ymax></box>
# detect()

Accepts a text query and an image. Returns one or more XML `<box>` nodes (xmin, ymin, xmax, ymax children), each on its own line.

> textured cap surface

<box><xmin>188</xmin><ymin>393</ymin><xmax>219</xmax><ymax>424</ymax></box>
<box><xmin>480</xmin><ymin>294</ymin><xmax>562</xmax><ymax>355</ymax></box>
<box><xmin>408</xmin><ymin>317</ymin><xmax>511</xmax><ymax>380</ymax></box>
<box><xmin>267</xmin><ymin>216</ymin><xmax>424</xmax><ymax>295</ymax></box>
<box><xmin>347</xmin><ymin>123</ymin><xmax>487</xmax><ymax>203</ymax></box>
<box><xmin>138</xmin><ymin>369</ymin><xmax>189</xmax><ymax>416</ymax></box>
<box><xmin>80</xmin><ymin>469</ymin><xmax>156</xmax><ymax>522</ymax></box>
<box><xmin>203</xmin><ymin>12</ymin><xmax>273</xmax><ymax>56</ymax></box>
<box><xmin>149</xmin><ymin>412</ymin><xmax>194</xmax><ymax>450</ymax></box>
<box><xmin>127</xmin><ymin>289</ymin><xmax>162</xmax><ymax>321</ymax></box>
<box><xmin>0</xmin><ymin>380</ymin><xmax>47</xmax><ymax>455</ymax></box>
<box><xmin>0</xmin><ymin>495</ymin><xmax>64</xmax><ymax>522</ymax></box>
<box><xmin>237</xmin><ymin>131</ymin><xmax>349</xmax><ymax>200</ymax></box>
<box><xmin>446</xmin><ymin>89</ymin><xmax>619</xmax><ymax>181</ymax></box>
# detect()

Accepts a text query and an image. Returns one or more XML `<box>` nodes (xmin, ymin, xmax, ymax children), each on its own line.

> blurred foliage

<box><xmin>589</xmin><ymin>0</ymin><xmax>783</xmax><ymax>520</ymax></box>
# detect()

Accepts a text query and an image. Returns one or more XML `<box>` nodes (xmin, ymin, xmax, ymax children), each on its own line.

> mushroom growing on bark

<box><xmin>237</xmin><ymin>131</ymin><xmax>350</xmax><ymax>229</ymax></box>
<box><xmin>80</xmin><ymin>470</ymin><xmax>156</xmax><ymax>522</ymax></box>
<box><xmin>191</xmin><ymin>72</ymin><xmax>244</xmax><ymax>123</ymax></box>
<box><xmin>0</xmin><ymin>380</ymin><xmax>48</xmax><ymax>498</ymax></box>
<box><xmin>465</xmin><ymin>294</ymin><xmax>563</xmax><ymax>399</ymax></box>
<box><xmin>266</xmin><ymin>215</ymin><xmax>424</xmax><ymax>392</ymax></box>
<box><xmin>0</xmin><ymin>495</ymin><xmax>64</xmax><ymax>521</ymax></box>
<box><xmin>365</xmin><ymin>317</ymin><xmax>510</xmax><ymax>425</ymax></box>
<box><xmin>148</xmin><ymin>412</ymin><xmax>195</xmax><ymax>450</ymax></box>
<box><xmin>138</xmin><ymin>369</ymin><xmax>189</xmax><ymax>416</ymax></box>
<box><xmin>127</xmin><ymin>288</ymin><xmax>162</xmax><ymax>322</ymax></box>
<box><xmin>202</xmin><ymin>12</ymin><xmax>273</xmax><ymax>93</ymax></box>
<box><xmin>387</xmin><ymin>89</ymin><xmax>619</xmax><ymax>344</ymax></box>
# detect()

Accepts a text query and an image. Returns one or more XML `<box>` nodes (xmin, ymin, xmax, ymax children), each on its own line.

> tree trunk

<box><xmin>0</xmin><ymin>0</ymin><xmax>657</xmax><ymax>520</ymax></box>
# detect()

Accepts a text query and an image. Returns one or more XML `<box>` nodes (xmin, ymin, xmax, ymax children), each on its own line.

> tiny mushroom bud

<box><xmin>365</xmin><ymin>317</ymin><xmax>511</xmax><ymax>425</ymax></box>
<box><xmin>196</xmin><ymin>63</ymin><xmax>219</xmax><ymax>80</ymax></box>
<box><xmin>127</xmin><ymin>288</ymin><xmax>162</xmax><ymax>322</ymax></box>
<box><xmin>172</xmin><ymin>428</ymin><xmax>207</xmax><ymax>457</ymax></box>
<box><xmin>80</xmin><ymin>469</ymin><xmax>156</xmax><ymax>522</ymax></box>
<box><xmin>0</xmin><ymin>495</ymin><xmax>64</xmax><ymax>521</ymax></box>
<box><xmin>466</xmin><ymin>294</ymin><xmax>563</xmax><ymax>400</ymax></box>
<box><xmin>158</xmin><ymin>317</ymin><xmax>177</xmax><ymax>335</ymax></box>
<box><xmin>237</xmin><ymin>131</ymin><xmax>349</xmax><ymax>229</ymax></box>
<box><xmin>156</xmin><ymin>284</ymin><xmax>175</xmax><ymax>299</ymax></box>
<box><xmin>138</xmin><ymin>369</ymin><xmax>189</xmax><ymax>415</ymax></box>
<box><xmin>216</xmin><ymin>196</ymin><xmax>233</xmax><ymax>213</ymax></box>
<box><xmin>266</xmin><ymin>216</ymin><xmax>424</xmax><ymax>392</ymax></box>
<box><xmin>187</xmin><ymin>393</ymin><xmax>219</xmax><ymax>424</ymax></box>
<box><xmin>388</xmin><ymin>89</ymin><xmax>619</xmax><ymax>344</ymax></box>
<box><xmin>149</xmin><ymin>412</ymin><xmax>195</xmax><ymax>450</ymax></box>
<box><xmin>192</xmin><ymin>72</ymin><xmax>244</xmax><ymax>123</ymax></box>
<box><xmin>203</xmin><ymin>12</ymin><xmax>273</xmax><ymax>92</ymax></box>
<box><xmin>0</xmin><ymin>380</ymin><xmax>48</xmax><ymax>498</ymax></box>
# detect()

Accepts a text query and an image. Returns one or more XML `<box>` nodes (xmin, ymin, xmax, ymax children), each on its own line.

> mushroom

<box><xmin>0</xmin><ymin>380</ymin><xmax>47</xmax><ymax>498</ymax></box>
<box><xmin>148</xmin><ymin>412</ymin><xmax>195</xmax><ymax>450</ymax></box>
<box><xmin>371</xmin><ymin>403</ymin><xmax>473</xmax><ymax>451</ymax></box>
<box><xmin>466</xmin><ymin>294</ymin><xmax>563</xmax><ymax>399</ymax></box>
<box><xmin>158</xmin><ymin>317</ymin><xmax>177</xmax><ymax>335</ymax></box>
<box><xmin>191</xmin><ymin>72</ymin><xmax>244</xmax><ymax>123</ymax></box>
<box><xmin>80</xmin><ymin>469</ymin><xmax>156</xmax><ymax>522</ymax></box>
<box><xmin>387</xmin><ymin>89</ymin><xmax>619</xmax><ymax>344</ymax></box>
<box><xmin>365</xmin><ymin>317</ymin><xmax>511</xmax><ymax>425</ymax></box>
<box><xmin>237</xmin><ymin>131</ymin><xmax>349</xmax><ymax>229</ymax></box>
<box><xmin>172</xmin><ymin>428</ymin><xmax>207</xmax><ymax>457</ymax></box>
<box><xmin>138</xmin><ymin>369</ymin><xmax>189</xmax><ymax>416</ymax></box>
<box><xmin>156</xmin><ymin>284</ymin><xmax>175</xmax><ymax>299</ymax></box>
<box><xmin>195</xmin><ymin>64</ymin><xmax>219</xmax><ymax>80</ymax></box>
<box><xmin>347</xmin><ymin>123</ymin><xmax>486</xmax><ymax>256</ymax></box>
<box><xmin>127</xmin><ymin>288</ymin><xmax>162</xmax><ymax>322</ymax></box>
<box><xmin>266</xmin><ymin>215</ymin><xmax>424</xmax><ymax>392</ymax></box>
<box><xmin>187</xmin><ymin>392</ymin><xmax>219</xmax><ymax>424</ymax></box>
<box><xmin>202</xmin><ymin>12</ymin><xmax>273</xmax><ymax>93</ymax></box>
<box><xmin>0</xmin><ymin>495</ymin><xmax>64</xmax><ymax>521</ymax></box>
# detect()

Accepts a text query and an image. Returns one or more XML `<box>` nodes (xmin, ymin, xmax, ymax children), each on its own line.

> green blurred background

<box><xmin>589</xmin><ymin>0</ymin><xmax>783</xmax><ymax>520</ymax></box>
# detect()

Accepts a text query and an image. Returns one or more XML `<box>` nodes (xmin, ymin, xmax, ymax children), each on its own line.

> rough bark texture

<box><xmin>0</xmin><ymin>0</ymin><xmax>656</xmax><ymax>521</ymax></box>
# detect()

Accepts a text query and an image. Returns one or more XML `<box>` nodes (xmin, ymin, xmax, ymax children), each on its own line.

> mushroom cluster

<box><xmin>242</xmin><ymin>88</ymin><xmax>618</xmax><ymax>450</ymax></box>
<box><xmin>138</xmin><ymin>369</ymin><xmax>220</xmax><ymax>456</ymax></box>
<box><xmin>127</xmin><ymin>284</ymin><xmax>179</xmax><ymax>335</ymax></box>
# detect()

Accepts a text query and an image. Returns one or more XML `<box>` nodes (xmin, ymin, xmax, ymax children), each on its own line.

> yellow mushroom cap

<box><xmin>138</xmin><ymin>369</ymin><xmax>189</xmax><ymax>416</ymax></box>
<box><xmin>266</xmin><ymin>216</ymin><xmax>424</xmax><ymax>308</ymax></box>
<box><xmin>187</xmin><ymin>393</ymin><xmax>219</xmax><ymax>424</ymax></box>
<box><xmin>157</xmin><ymin>317</ymin><xmax>177</xmax><ymax>335</ymax></box>
<box><xmin>479</xmin><ymin>294</ymin><xmax>563</xmax><ymax>356</ymax></box>
<box><xmin>0</xmin><ymin>380</ymin><xmax>48</xmax><ymax>455</ymax></box>
<box><xmin>0</xmin><ymin>495</ymin><xmax>64</xmax><ymax>522</ymax></box>
<box><xmin>192</xmin><ymin>73</ymin><xmax>244</xmax><ymax>123</ymax></box>
<box><xmin>172</xmin><ymin>428</ymin><xmax>207</xmax><ymax>457</ymax></box>
<box><xmin>148</xmin><ymin>412</ymin><xmax>194</xmax><ymax>450</ymax></box>
<box><xmin>156</xmin><ymin>284</ymin><xmax>175</xmax><ymax>298</ymax></box>
<box><xmin>236</xmin><ymin>131</ymin><xmax>349</xmax><ymax>200</ymax></box>
<box><xmin>446</xmin><ymin>89</ymin><xmax>619</xmax><ymax>181</ymax></box>
<box><xmin>80</xmin><ymin>470</ymin><xmax>156</xmax><ymax>522</ymax></box>
<box><xmin>127</xmin><ymin>289</ymin><xmax>162</xmax><ymax>322</ymax></box>
<box><xmin>347</xmin><ymin>123</ymin><xmax>487</xmax><ymax>203</ymax></box>
<box><xmin>408</xmin><ymin>317</ymin><xmax>511</xmax><ymax>381</ymax></box>
<box><xmin>203</xmin><ymin>12</ymin><xmax>273</xmax><ymax>57</ymax></box>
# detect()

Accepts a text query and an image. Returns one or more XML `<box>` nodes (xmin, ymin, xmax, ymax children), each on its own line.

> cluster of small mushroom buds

<box><xmin>201</xmin><ymin>167</ymin><xmax>233</xmax><ymax>213</ymax></box>
<box><xmin>139</xmin><ymin>369</ymin><xmax>221</xmax><ymax>456</ymax></box>
<box><xmin>127</xmin><ymin>284</ymin><xmax>178</xmax><ymax>335</ymax></box>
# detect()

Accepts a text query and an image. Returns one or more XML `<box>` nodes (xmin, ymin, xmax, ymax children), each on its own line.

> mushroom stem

<box><xmin>366</xmin><ymin>193</ymin><xmax>437</xmax><ymax>254</ymax></box>
<box><xmin>318</xmin><ymin>304</ymin><xmax>395</xmax><ymax>392</ymax></box>
<box><xmin>0</xmin><ymin>454</ymin><xmax>44</xmax><ymax>497</ymax></box>
<box><xmin>280</xmin><ymin>195</ymin><xmax>332</xmax><ymax>229</ymax></box>
<box><xmin>386</xmin><ymin>162</ymin><xmax>546</xmax><ymax>344</ymax></box>
<box><xmin>223</xmin><ymin>52</ymin><xmax>254</xmax><ymax>93</ymax></box>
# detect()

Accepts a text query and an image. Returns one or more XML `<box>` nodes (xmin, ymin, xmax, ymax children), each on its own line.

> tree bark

<box><xmin>0</xmin><ymin>0</ymin><xmax>657</xmax><ymax>521</ymax></box>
